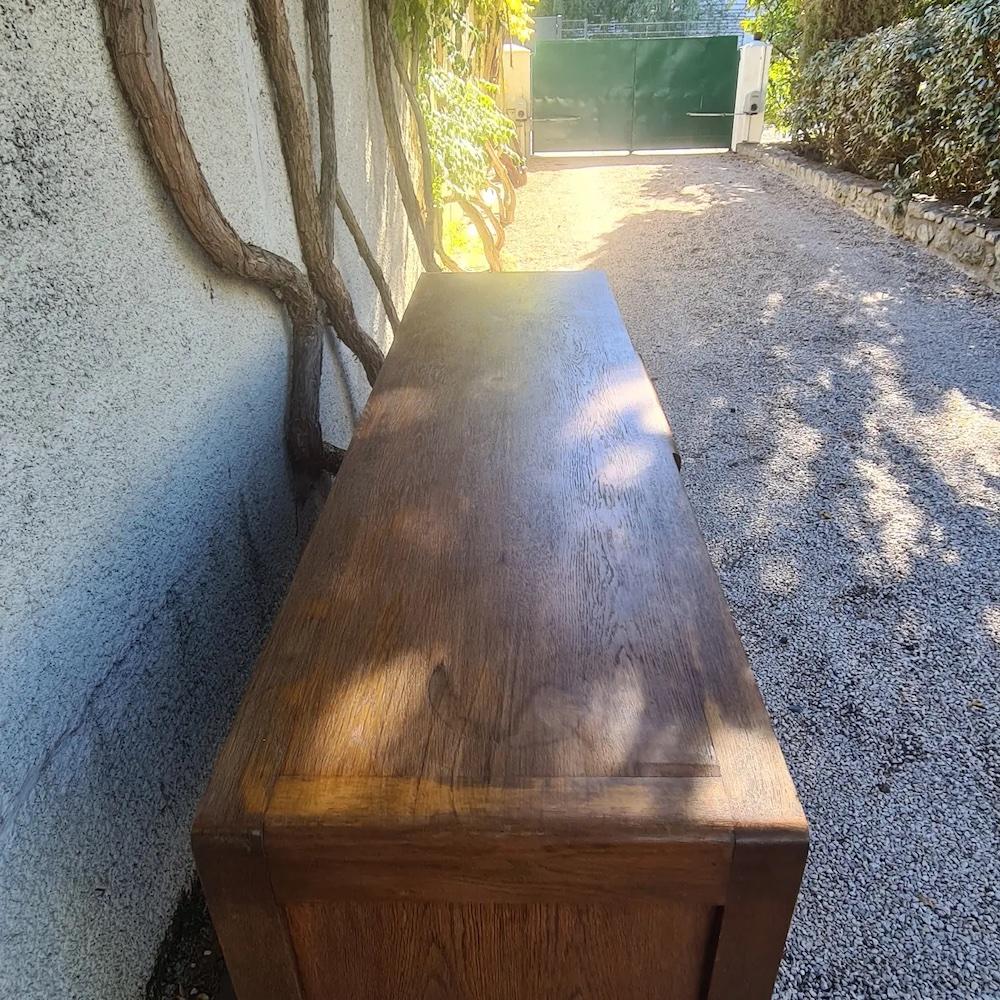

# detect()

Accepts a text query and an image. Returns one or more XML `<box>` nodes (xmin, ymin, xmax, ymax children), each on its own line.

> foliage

<box><xmin>743</xmin><ymin>0</ymin><xmax>966</xmax><ymax>57</ymax></box>
<box><xmin>475</xmin><ymin>0</ymin><xmax>534</xmax><ymax>42</ymax></box>
<box><xmin>763</xmin><ymin>55</ymin><xmax>794</xmax><ymax>129</ymax></box>
<box><xmin>392</xmin><ymin>0</ymin><xmax>529</xmax><ymax>268</ymax></box>
<box><xmin>743</xmin><ymin>0</ymin><xmax>801</xmax><ymax>59</ymax></box>
<box><xmin>743</xmin><ymin>0</ymin><xmax>801</xmax><ymax>129</ymax></box>
<box><xmin>393</xmin><ymin>0</ymin><xmax>531</xmax><ymax>61</ymax></box>
<box><xmin>799</xmin><ymin>0</ymin><xmax>909</xmax><ymax>57</ymax></box>
<box><xmin>393</xmin><ymin>0</ymin><xmax>528</xmax><ymax>212</ymax></box>
<box><xmin>744</xmin><ymin>0</ymin><xmax>972</xmax><ymax>133</ymax></box>
<box><xmin>800</xmin><ymin>0</ymin><xmax>966</xmax><ymax>56</ymax></box>
<box><xmin>792</xmin><ymin>0</ymin><xmax>1000</xmax><ymax>214</ymax></box>
<box><xmin>420</xmin><ymin>71</ymin><xmax>518</xmax><ymax>203</ymax></box>
<box><xmin>531</xmin><ymin>0</ymin><xmax>699</xmax><ymax>21</ymax></box>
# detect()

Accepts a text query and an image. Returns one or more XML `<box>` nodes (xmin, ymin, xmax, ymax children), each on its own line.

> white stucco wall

<box><xmin>0</xmin><ymin>1</ymin><xmax>419</xmax><ymax>996</ymax></box>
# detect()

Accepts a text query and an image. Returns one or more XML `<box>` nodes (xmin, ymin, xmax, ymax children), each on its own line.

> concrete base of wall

<box><xmin>737</xmin><ymin>143</ymin><xmax>1000</xmax><ymax>293</ymax></box>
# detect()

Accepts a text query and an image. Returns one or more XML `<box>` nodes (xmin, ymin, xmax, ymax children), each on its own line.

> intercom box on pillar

<box><xmin>501</xmin><ymin>42</ymin><xmax>532</xmax><ymax>156</ymax></box>
<box><xmin>732</xmin><ymin>40</ymin><xmax>772</xmax><ymax>149</ymax></box>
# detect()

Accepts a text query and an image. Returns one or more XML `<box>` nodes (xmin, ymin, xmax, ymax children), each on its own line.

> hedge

<box><xmin>792</xmin><ymin>0</ymin><xmax>1000</xmax><ymax>214</ymax></box>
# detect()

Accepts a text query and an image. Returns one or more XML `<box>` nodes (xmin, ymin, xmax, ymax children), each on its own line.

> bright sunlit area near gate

<box><xmin>3</xmin><ymin>1</ymin><xmax>999</xmax><ymax>1000</ymax></box>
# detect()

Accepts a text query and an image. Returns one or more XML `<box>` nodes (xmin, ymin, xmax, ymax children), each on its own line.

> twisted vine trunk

<box><xmin>102</xmin><ymin>0</ymin><xmax>339</xmax><ymax>474</ymax></box>
<box><xmin>289</xmin><ymin>321</ymin><xmax>330</xmax><ymax>470</ymax></box>
<box><xmin>250</xmin><ymin>0</ymin><xmax>385</xmax><ymax>385</ymax></box>
<box><xmin>453</xmin><ymin>197</ymin><xmax>502</xmax><ymax>272</ymax></box>
<box><xmin>368</xmin><ymin>0</ymin><xmax>437</xmax><ymax>271</ymax></box>
<box><xmin>304</xmin><ymin>0</ymin><xmax>400</xmax><ymax>332</ymax></box>
<box><xmin>502</xmin><ymin>144</ymin><xmax>528</xmax><ymax>189</ymax></box>
<box><xmin>470</xmin><ymin>195</ymin><xmax>505</xmax><ymax>252</ymax></box>
<box><xmin>387</xmin><ymin>28</ymin><xmax>435</xmax><ymax>230</ymax></box>
<box><xmin>487</xmin><ymin>143</ymin><xmax>516</xmax><ymax>225</ymax></box>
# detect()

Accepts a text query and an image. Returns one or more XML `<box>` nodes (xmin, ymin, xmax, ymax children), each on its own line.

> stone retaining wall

<box><xmin>738</xmin><ymin>143</ymin><xmax>999</xmax><ymax>292</ymax></box>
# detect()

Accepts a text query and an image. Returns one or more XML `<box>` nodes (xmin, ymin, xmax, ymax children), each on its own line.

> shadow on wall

<box><xmin>2</xmin><ymin>0</ymin><xmax>418</xmax><ymax>991</ymax></box>
<box><xmin>0</xmin><ymin>354</ymin><xmax>327</xmax><ymax>996</ymax></box>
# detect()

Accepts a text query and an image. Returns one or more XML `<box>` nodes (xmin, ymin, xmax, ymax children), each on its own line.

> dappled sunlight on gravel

<box><xmin>507</xmin><ymin>153</ymin><xmax>1000</xmax><ymax>1000</ymax></box>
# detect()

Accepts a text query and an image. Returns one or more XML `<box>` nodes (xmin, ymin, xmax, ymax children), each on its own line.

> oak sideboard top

<box><xmin>194</xmin><ymin>271</ymin><xmax>806</xmax><ymax>904</ymax></box>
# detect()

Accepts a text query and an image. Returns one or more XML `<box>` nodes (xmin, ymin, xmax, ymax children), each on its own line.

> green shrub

<box><xmin>792</xmin><ymin>0</ymin><xmax>1000</xmax><ymax>214</ymax></box>
<box><xmin>799</xmin><ymin>0</ymin><xmax>909</xmax><ymax>58</ymax></box>
<box><xmin>764</xmin><ymin>55</ymin><xmax>795</xmax><ymax>130</ymax></box>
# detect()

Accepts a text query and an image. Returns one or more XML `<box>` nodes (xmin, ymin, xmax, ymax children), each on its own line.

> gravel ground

<box><xmin>146</xmin><ymin>884</ymin><xmax>227</xmax><ymax>1000</ymax></box>
<box><xmin>508</xmin><ymin>153</ymin><xmax>1000</xmax><ymax>1000</ymax></box>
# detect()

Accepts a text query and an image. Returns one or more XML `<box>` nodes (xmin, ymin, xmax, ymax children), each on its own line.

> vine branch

<box><xmin>303</xmin><ymin>0</ymin><xmax>337</xmax><ymax>254</ymax></box>
<box><xmin>102</xmin><ymin>0</ymin><xmax>340</xmax><ymax>475</ymax></box>
<box><xmin>387</xmin><ymin>26</ymin><xmax>435</xmax><ymax>232</ymax></box>
<box><xmin>368</xmin><ymin>0</ymin><xmax>438</xmax><ymax>271</ymax></box>
<box><xmin>451</xmin><ymin>196</ymin><xmax>502</xmax><ymax>272</ymax></box>
<box><xmin>250</xmin><ymin>0</ymin><xmax>385</xmax><ymax>385</ymax></box>
<box><xmin>336</xmin><ymin>185</ymin><xmax>402</xmax><ymax>331</ymax></box>
<box><xmin>304</xmin><ymin>0</ymin><xmax>400</xmax><ymax>331</ymax></box>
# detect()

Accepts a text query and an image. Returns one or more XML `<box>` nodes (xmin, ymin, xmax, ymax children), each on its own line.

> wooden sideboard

<box><xmin>194</xmin><ymin>271</ymin><xmax>807</xmax><ymax>1000</ymax></box>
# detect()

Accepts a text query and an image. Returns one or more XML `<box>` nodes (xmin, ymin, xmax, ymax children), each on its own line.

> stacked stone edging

<box><xmin>738</xmin><ymin>143</ymin><xmax>1000</xmax><ymax>292</ymax></box>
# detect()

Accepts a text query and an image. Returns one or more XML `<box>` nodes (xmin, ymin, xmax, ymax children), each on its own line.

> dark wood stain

<box><xmin>194</xmin><ymin>272</ymin><xmax>807</xmax><ymax>1000</ymax></box>
<box><xmin>289</xmin><ymin>901</ymin><xmax>719</xmax><ymax>1000</ymax></box>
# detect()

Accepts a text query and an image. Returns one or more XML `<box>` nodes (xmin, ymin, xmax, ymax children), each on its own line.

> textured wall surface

<box><xmin>0</xmin><ymin>0</ymin><xmax>418</xmax><ymax>996</ymax></box>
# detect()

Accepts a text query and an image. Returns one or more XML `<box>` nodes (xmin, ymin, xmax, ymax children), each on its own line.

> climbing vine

<box><xmin>103</xmin><ymin>0</ymin><xmax>531</xmax><ymax>483</ymax></box>
<box><xmin>422</xmin><ymin>73</ymin><xmax>516</xmax><ymax>205</ymax></box>
<box><xmin>419</xmin><ymin>72</ymin><xmax>518</xmax><ymax>270</ymax></box>
<box><xmin>103</xmin><ymin>0</ymin><xmax>406</xmax><ymax>480</ymax></box>
<box><xmin>382</xmin><ymin>0</ymin><xmax>533</xmax><ymax>271</ymax></box>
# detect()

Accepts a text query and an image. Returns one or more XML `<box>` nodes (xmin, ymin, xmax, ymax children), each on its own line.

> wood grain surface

<box><xmin>288</xmin><ymin>901</ymin><xmax>720</xmax><ymax>1000</ymax></box>
<box><xmin>194</xmin><ymin>272</ymin><xmax>807</xmax><ymax>1000</ymax></box>
<box><xmin>278</xmin><ymin>270</ymin><xmax>707</xmax><ymax>785</ymax></box>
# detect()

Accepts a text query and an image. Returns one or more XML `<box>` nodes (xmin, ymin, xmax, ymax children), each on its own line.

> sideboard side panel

<box><xmin>287</xmin><ymin>900</ymin><xmax>720</xmax><ymax>1000</ymax></box>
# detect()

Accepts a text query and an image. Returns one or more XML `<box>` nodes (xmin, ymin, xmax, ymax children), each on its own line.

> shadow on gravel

<box><xmin>555</xmin><ymin>161</ymin><xmax>1000</xmax><ymax>997</ymax></box>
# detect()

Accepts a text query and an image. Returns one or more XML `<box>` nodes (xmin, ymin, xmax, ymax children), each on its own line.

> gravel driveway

<box><xmin>507</xmin><ymin>153</ymin><xmax>1000</xmax><ymax>1000</ymax></box>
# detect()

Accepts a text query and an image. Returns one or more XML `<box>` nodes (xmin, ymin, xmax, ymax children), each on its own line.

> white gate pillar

<box><xmin>501</xmin><ymin>42</ymin><xmax>532</xmax><ymax>156</ymax></box>
<box><xmin>731</xmin><ymin>40</ymin><xmax>772</xmax><ymax>150</ymax></box>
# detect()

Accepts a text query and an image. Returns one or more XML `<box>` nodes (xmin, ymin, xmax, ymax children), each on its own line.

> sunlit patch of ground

<box><xmin>506</xmin><ymin>153</ymin><xmax>1000</xmax><ymax>1000</ymax></box>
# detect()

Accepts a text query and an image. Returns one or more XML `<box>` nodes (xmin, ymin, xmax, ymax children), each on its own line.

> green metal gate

<box><xmin>532</xmin><ymin>36</ymin><xmax>740</xmax><ymax>153</ymax></box>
